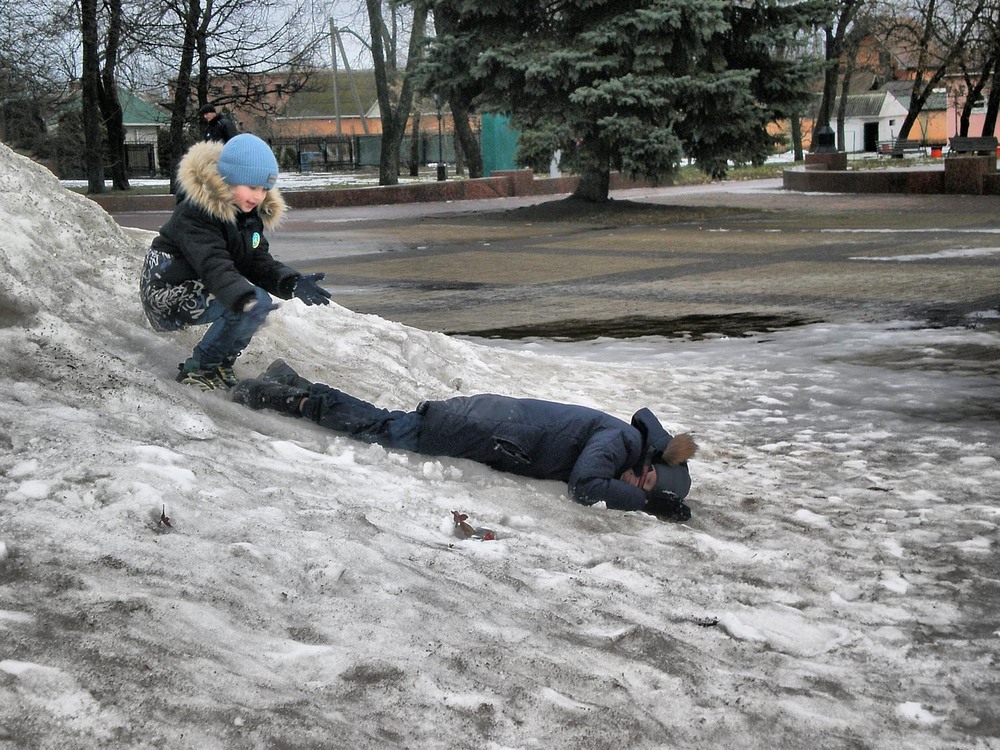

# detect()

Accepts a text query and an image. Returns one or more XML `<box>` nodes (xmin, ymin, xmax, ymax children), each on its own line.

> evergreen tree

<box><xmin>421</xmin><ymin>0</ymin><xmax>824</xmax><ymax>201</ymax></box>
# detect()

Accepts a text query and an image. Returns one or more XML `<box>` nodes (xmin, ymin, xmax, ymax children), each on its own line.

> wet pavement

<box><xmin>112</xmin><ymin>179</ymin><xmax>1000</xmax><ymax>338</ymax></box>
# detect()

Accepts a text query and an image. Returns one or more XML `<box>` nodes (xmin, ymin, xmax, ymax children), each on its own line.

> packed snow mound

<box><xmin>0</xmin><ymin>143</ymin><xmax>575</xmax><ymax>408</ymax></box>
<box><xmin>1</xmin><ymin>141</ymin><xmax>999</xmax><ymax>749</ymax></box>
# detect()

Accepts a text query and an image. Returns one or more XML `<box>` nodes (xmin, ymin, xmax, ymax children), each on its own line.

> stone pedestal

<box><xmin>492</xmin><ymin>169</ymin><xmax>535</xmax><ymax>195</ymax></box>
<box><xmin>944</xmin><ymin>156</ymin><xmax>997</xmax><ymax>195</ymax></box>
<box><xmin>805</xmin><ymin>152</ymin><xmax>848</xmax><ymax>171</ymax></box>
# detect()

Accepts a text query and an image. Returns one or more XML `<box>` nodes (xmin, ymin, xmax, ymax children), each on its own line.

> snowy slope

<box><xmin>1</xmin><ymin>143</ymin><xmax>999</xmax><ymax>749</ymax></box>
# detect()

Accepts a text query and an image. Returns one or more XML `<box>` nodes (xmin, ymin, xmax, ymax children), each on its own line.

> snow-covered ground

<box><xmin>56</xmin><ymin>148</ymin><xmax>803</xmax><ymax>194</ymax></box>
<box><xmin>59</xmin><ymin>168</ymin><xmax>438</xmax><ymax>193</ymax></box>
<box><xmin>4</xmin><ymin>141</ymin><xmax>1000</xmax><ymax>749</ymax></box>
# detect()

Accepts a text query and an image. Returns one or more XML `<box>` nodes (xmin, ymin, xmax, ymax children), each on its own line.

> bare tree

<box><xmin>957</xmin><ymin>0</ymin><xmax>1000</xmax><ymax>135</ymax></box>
<box><xmin>817</xmin><ymin>0</ymin><xmax>864</xmax><ymax>140</ymax></box>
<box><xmin>365</xmin><ymin>0</ymin><xmax>427</xmax><ymax>185</ymax></box>
<box><xmin>983</xmin><ymin>5</ymin><xmax>1000</xmax><ymax>134</ymax></box>
<box><xmin>98</xmin><ymin>0</ymin><xmax>129</xmax><ymax>190</ymax></box>
<box><xmin>192</xmin><ymin>0</ymin><xmax>320</xmax><ymax>118</ymax></box>
<box><xmin>80</xmin><ymin>0</ymin><xmax>105</xmax><ymax>193</ymax></box>
<box><xmin>149</xmin><ymin>0</ymin><xmax>321</xmax><ymax>190</ymax></box>
<box><xmin>424</xmin><ymin>0</ymin><xmax>483</xmax><ymax>178</ymax></box>
<box><xmin>0</xmin><ymin>0</ymin><xmax>75</xmax><ymax>151</ymax></box>
<box><xmin>875</xmin><ymin>0</ymin><xmax>987</xmax><ymax>139</ymax></box>
<box><xmin>162</xmin><ymin>0</ymin><xmax>201</xmax><ymax>192</ymax></box>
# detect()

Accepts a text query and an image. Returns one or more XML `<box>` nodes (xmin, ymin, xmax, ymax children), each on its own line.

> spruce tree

<box><xmin>421</xmin><ymin>0</ymin><xmax>824</xmax><ymax>201</ymax></box>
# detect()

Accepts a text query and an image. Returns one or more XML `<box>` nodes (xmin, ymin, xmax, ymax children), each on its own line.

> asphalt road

<box><xmin>112</xmin><ymin>179</ymin><xmax>1000</xmax><ymax>339</ymax></box>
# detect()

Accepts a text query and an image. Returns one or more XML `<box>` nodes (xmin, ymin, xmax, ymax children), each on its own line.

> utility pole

<box><xmin>330</xmin><ymin>22</ymin><xmax>370</xmax><ymax>135</ymax></box>
<box><xmin>329</xmin><ymin>18</ymin><xmax>342</xmax><ymax>135</ymax></box>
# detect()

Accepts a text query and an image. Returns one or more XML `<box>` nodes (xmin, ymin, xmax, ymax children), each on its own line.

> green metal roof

<box><xmin>63</xmin><ymin>88</ymin><xmax>169</xmax><ymax>126</ymax></box>
<box><xmin>118</xmin><ymin>90</ymin><xmax>170</xmax><ymax>126</ymax></box>
<box><xmin>282</xmin><ymin>70</ymin><xmax>379</xmax><ymax>118</ymax></box>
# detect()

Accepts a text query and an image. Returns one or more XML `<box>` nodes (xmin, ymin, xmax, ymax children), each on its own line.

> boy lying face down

<box><xmin>233</xmin><ymin>360</ymin><xmax>697</xmax><ymax>521</ymax></box>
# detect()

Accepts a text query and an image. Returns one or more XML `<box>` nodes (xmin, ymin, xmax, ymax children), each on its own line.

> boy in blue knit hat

<box><xmin>139</xmin><ymin>134</ymin><xmax>332</xmax><ymax>390</ymax></box>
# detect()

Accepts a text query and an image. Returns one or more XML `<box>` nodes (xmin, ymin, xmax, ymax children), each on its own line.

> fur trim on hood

<box><xmin>176</xmin><ymin>141</ymin><xmax>286</xmax><ymax>231</ymax></box>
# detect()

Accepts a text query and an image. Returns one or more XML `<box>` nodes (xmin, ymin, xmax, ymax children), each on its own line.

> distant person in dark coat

<box><xmin>199</xmin><ymin>104</ymin><xmax>239</xmax><ymax>143</ymax></box>
<box><xmin>233</xmin><ymin>360</ymin><xmax>697</xmax><ymax>520</ymax></box>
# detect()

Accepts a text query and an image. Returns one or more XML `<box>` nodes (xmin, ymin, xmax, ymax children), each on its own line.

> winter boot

<box><xmin>231</xmin><ymin>378</ymin><xmax>309</xmax><ymax>416</ymax></box>
<box><xmin>176</xmin><ymin>361</ymin><xmax>225</xmax><ymax>391</ymax></box>
<box><xmin>214</xmin><ymin>357</ymin><xmax>240</xmax><ymax>389</ymax></box>
<box><xmin>260</xmin><ymin>358</ymin><xmax>314</xmax><ymax>390</ymax></box>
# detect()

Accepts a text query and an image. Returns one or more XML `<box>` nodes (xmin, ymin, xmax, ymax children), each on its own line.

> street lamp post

<box><xmin>435</xmin><ymin>95</ymin><xmax>446</xmax><ymax>181</ymax></box>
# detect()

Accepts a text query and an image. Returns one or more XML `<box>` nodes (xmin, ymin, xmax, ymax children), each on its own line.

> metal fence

<box><xmin>271</xmin><ymin>133</ymin><xmax>459</xmax><ymax>172</ymax></box>
<box><xmin>125</xmin><ymin>143</ymin><xmax>157</xmax><ymax>178</ymax></box>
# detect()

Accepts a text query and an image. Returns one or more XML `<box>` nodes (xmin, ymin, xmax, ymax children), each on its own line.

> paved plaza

<box><xmin>112</xmin><ymin>178</ymin><xmax>1000</xmax><ymax>339</ymax></box>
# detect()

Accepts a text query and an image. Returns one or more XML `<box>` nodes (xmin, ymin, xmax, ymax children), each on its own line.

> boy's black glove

<box><xmin>293</xmin><ymin>273</ymin><xmax>332</xmax><ymax>306</ymax></box>
<box><xmin>644</xmin><ymin>490</ymin><xmax>692</xmax><ymax>522</ymax></box>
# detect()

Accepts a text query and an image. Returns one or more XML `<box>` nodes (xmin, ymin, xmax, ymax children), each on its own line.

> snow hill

<box><xmin>1</xmin><ymin>142</ymin><xmax>999</xmax><ymax>749</ymax></box>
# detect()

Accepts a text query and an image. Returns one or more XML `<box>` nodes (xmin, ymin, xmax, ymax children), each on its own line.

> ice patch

<box><xmin>0</xmin><ymin>610</ymin><xmax>34</xmax><ymax>626</ymax></box>
<box><xmin>792</xmin><ymin>508</ymin><xmax>830</xmax><ymax>528</ymax></box>
<box><xmin>850</xmin><ymin>246</ymin><xmax>1000</xmax><ymax>262</ymax></box>
<box><xmin>10</xmin><ymin>479</ymin><xmax>52</xmax><ymax>501</ymax></box>
<box><xmin>717</xmin><ymin>606</ymin><xmax>851</xmax><ymax>657</ymax></box>
<box><xmin>881</xmin><ymin>570</ymin><xmax>909</xmax><ymax>594</ymax></box>
<box><xmin>896</xmin><ymin>702</ymin><xmax>941</xmax><ymax>725</ymax></box>
<box><xmin>8</xmin><ymin>459</ymin><xmax>40</xmax><ymax>478</ymax></box>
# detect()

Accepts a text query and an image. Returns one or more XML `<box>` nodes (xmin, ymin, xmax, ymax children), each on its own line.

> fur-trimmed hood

<box><xmin>176</xmin><ymin>141</ymin><xmax>286</xmax><ymax>230</ymax></box>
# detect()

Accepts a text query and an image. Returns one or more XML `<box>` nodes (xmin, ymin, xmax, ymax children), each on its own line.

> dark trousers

<box><xmin>301</xmin><ymin>384</ymin><xmax>423</xmax><ymax>452</ymax></box>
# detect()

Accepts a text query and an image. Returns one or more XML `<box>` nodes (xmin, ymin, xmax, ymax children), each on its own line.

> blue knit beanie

<box><xmin>217</xmin><ymin>134</ymin><xmax>279</xmax><ymax>189</ymax></box>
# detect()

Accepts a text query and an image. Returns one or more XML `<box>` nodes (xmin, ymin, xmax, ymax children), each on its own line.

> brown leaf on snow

<box><xmin>452</xmin><ymin>510</ymin><xmax>476</xmax><ymax>537</ymax></box>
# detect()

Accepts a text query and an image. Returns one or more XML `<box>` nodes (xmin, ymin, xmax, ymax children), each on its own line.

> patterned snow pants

<box><xmin>139</xmin><ymin>246</ymin><xmax>274</xmax><ymax>366</ymax></box>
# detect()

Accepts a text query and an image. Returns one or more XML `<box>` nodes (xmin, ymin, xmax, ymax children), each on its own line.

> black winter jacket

<box><xmin>148</xmin><ymin>141</ymin><xmax>298</xmax><ymax>311</ymax></box>
<box><xmin>417</xmin><ymin>395</ymin><xmax>683</xmax><ymax>511</ymax></box>
<box><xmin>203</xmin><ymin>115</ymin><xmax>238</xmax><ymax>143</ymax></box>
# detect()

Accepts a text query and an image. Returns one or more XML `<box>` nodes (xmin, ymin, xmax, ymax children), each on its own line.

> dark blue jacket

<box><xmin>417</xmin><ymin>395</ymin><xmax>683</xmax><ymax>511</ymax></box>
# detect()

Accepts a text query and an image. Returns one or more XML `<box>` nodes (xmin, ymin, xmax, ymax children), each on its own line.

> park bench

<box><xmin>876</xmin><ymin>139</ymin><xmax>925</xmax><ymax>158</ymax></box>
<box><xmin>947</xmin><ymin>136</ymin><xmax>998</xmax><ymax>156</ymax></box>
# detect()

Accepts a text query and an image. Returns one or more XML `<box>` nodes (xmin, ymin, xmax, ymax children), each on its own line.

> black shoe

<box><xmin>231</xmin><ymin>378</ymin><xmax>308</xmax><ymax>415</ymax></box>
<box><xmin>261</xmin><ymin>359</ymin><xmax>313</xmax><ymax>390</ymax></box>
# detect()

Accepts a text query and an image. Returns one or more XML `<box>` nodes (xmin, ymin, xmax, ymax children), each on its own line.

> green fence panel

<box><xmin>480</xmin><ymin>113</ymin><xmax>519</xmax><ymax>177</ymax></box>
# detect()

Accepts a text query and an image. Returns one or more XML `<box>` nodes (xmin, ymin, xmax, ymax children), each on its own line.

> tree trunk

<box><xmin>836</xmin><ymin>60</ymin><xmax>856</xmax><ymax>151</ymax></box>
<box><xmin>409</xmin><ymin>111</ymin><xmax>420</xmax><ymax>177</ymax></box>
<box><xmin>982</xmin><ymin>59</ymin><xmax>1000</xmax><ymax>136</ymax></box>
<box><xmin>431</xmin><ymin>1</ymin><xmax>483</xmax><ymax>178</ymax></box>
<box><xmin>454</xmin><ymin>134</ymin><xmax>464</xmax><ymax>177</ymax></box>
<box><xmin>195</xmin><ymin>0</ymin><xmax>213</xmax><ymax>105</ymax></box>
<box><xmin>98</xmin><ymin>0</ymin><xmax>129</xmax><ymax>190</ymax></box>
<box><xmin>791</xmin><ymin>114</ymin><xmax>803</xmax><ymax>161</ymax></box>
<box><xmin>367</xmin><ymin>0</ymin><xmax>397</xmax><ymax>186</ymax></box>
<box><xmin>572</xmin><ymin>170</ymin><xmax>610</xmax><ymax>202</ymax></box>
<box><xmin>80</xmin><ymin>0</ymin><xmax>104</xmax><ymax>193</ymax></box>
<box><xmin>366</xmin><ymin>0</ymin><xmax>427</xmax><ymax>186</ymax></box>
<box><xmin>818</xmin><ymin>27</ymin><xmax>839</xmax><ymax>128</ymax></box>
<box><xmin>450</xmin><ymin>99</ymin><xmax>482</xmax><ymax>178</ymax></box>
<box><xmin>99</xmin><ymin>88</ymin><xmax>130</xmax><ymax>190</ymax></box>
<box><xmin>167</xmin><ymin>0</ymin><xmax>201</xmax><ymax>194</ymax></box>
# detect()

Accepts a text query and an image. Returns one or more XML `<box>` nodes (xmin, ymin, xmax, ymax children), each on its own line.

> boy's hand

<box><xmin>293</xmin><ymin>273</ymin><xmax>332</xmax><ymax>306</ymax></box>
